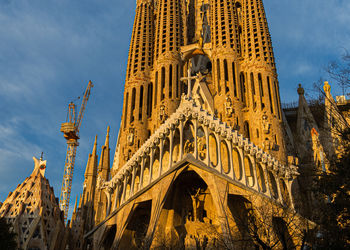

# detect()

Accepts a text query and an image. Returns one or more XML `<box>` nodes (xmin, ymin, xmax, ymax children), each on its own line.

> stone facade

<box><xmin>68</xmin><ymin>0</ymin><xmax>349</xmax><ymax>249</ymax></box>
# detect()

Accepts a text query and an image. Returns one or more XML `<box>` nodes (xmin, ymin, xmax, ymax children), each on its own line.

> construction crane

<box><xmin>59</xmin><ymin>80</ymin><xmax>93</xmax><ymax>222</ymax></box>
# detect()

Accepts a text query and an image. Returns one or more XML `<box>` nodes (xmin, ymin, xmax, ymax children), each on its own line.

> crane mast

<box><xmin>59</xmin><ymin>80</ymin><xmax>93</xmax><ymax>222</ymax></box>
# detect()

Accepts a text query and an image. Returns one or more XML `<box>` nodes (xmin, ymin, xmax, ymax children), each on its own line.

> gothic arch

<box><xmin>209</xmin><ymin>133</ymin><xmax>218</xmax><ymax>168</ymax></box>
<box><xmin>142</xmin><ymin>156</ymin><xmax>151</xmax><ymax>187</ymax></box>
<box><xmin>172</xmin><ymin>128</ymin><xmax>181</xmax><ymax>163</ymax></box>
<box><xmin>220</xmin><ymin>139</ymin><xmax>230</xmax><ymax>174</ymax></box>
<box><xmin>119</xmin><ymin>201</ymin><xmax>152</xmax><ymax>250</ymax></box>
<box><xmin>162</xmin><ymin>138</ymin><xmax>170</xmax><ymax>172</ymax></box>
<box><xmin>232</xmin><ymin>147</ymin><xmax>243</xmax><ymax>180</ymax></box>
<box><xmin>244</xmin><ymin>156</ymin><xmax>254</xmax><ymax>187</ymax></box>
<box><xmin>268</xmin><ymin>171</ymin><xmax>278</xmax><ymax>199</ymax></box>
<box><xmin>197</xmin><ymin>126</ymin><xmax>206</xmax><ymax>161</ymax></box>
<box><xmin>256</xmin><ymin>164</ymin><xmax>267</xmax><ymax>193</ymax></box>
<box><xmin>183</xmin><ymin>121</ymin><xmax>195</xmax><ymax>155</ymax></box>
<box><xmin>152</xmin><ymin>147</ymin><xmax>160</xmax><ymax>181</ymax></box>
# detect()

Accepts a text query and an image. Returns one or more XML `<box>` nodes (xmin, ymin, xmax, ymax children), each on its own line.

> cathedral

<box><xmin>0</xmin><ymin>0</ymin><xmax>349</xmax><ymax>249</ymax></box>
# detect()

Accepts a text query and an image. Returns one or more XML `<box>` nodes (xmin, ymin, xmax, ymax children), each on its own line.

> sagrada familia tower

<box><xmin>74</xmin><ymin>0</ymin><xmax>301</xmax><ymax>248</ymax></box>
<box><xmin>1</xmin><ymin>0</ymin><xmax>349</xmax><ymax>249</ymax></box>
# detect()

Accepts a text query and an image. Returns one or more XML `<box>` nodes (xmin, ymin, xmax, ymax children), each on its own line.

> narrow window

<box><xmin>232</xmin><ymin>62</ymin><xmax>237</xmax><ymax>97</ymax></box>
<box><xmin>217</xmin><ymin>59</ymin><xmax>221</xmax><ymax>93</ymax></box>
<box><xmin>224</xmin><ymin>59</ymin><xmax>229</xmax><ymax>93</ymax></box>
<box><xmin>250</xmin><ymin>73</ymin><xmax>256</xmax><ymax>109</ymax></box>
<box><xmin>244</xmin><ymin>121</ymin><xmax>250</xmax><ymax>140</ymax></box>
<box><xmin>139</xmin><ymin>85</ymin><xmax>144</xmax><ymax>120</ymax></box>
<box><xmin>154</xmin><ymin>71</ymin><xmax>158</xmax><ymax>107</ymax></box>
<box><xmin>161</xmin><ymin>67</ymin><xmax>165</xmax><ymax>101</ymax></box>
<box><xmin>147</xmin><ymin>83</ymin><xmax>153</xmax><ymax>117</ymax></box>
<box><xmin>169</xmin><ymin>65</ymin><xmax>173</xmax><ymax>98</ymax></box>
<box><xmin>267</xmin><ymin>76</ymin><xmax>274</xmax><ymax>114</ymax></box>
<box><xmin>258</xmin><ymin>73</ymin><xmax>264</xmax><ymax>109</ymax></box>
<box><xmin>274</xmin><ymin>81</ymin><xmax>281</xmax><ymax>119</ymax></box>
<box><xmin>124</xmin><ymin>92</ymin><xmax>129</xmax><ymax>128</ymax></box>
<box><xmin>130</xmin><ymin>88</ymin><xmax>136</xmax><ymax>123</ymax></box>
<box><xmin>240</xmin><ymin>72</ymin><xmax>246</xmax><ymax>106</ymax></box>
<box><xmin>176</xmin><ymin>64</ymin><xmax>179</xmax><ymax>98</ymax></box>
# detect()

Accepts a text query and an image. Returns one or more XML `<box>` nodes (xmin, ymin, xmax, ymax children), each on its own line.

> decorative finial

<box><xmin>40</xmin><ymin>152</ymin><xmax>44</xmax><ymax>161</ymax></box>
<box><xmin>92</xmin><ymin>135</ymin><xmax>98</xmax><ymax>155</ymax></box>
<box><xmin>297</xmin><ymin>84</ymin><xmax>304</xmax><ymax>95</ymax></box>
<box><xmin>105</xmin><ymin>126</ymin><xmax>110</xmax><ymax>147</ymax></box>
<box><xmin>323</xmin><ymin>81</ymin><xmax>331</xmax><ymax>94</ymax></box>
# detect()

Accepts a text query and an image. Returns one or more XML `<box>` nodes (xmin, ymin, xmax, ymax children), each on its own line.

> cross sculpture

<box><xmin>180</xmin><ymin>64</ymin><xmax>197</xmax><ymax>98</ymax></box>
<box><xmin>180</xmin><ymin>62</ymin><xmax>206</xmax><ymax>98</ymax></box>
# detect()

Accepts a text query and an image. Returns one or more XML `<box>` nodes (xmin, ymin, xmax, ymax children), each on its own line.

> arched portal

<box><xmin>152</xmin><ymin>169</ymin><xmax>219</xmax><ymax>249</ymax></box>
<box><xmin>101</xmin><ymin>225</ymin><xmax>116</xmax><ymax>250</ymax></box>
<box><xmin>118</xmin><ymin>201</ymin><xmax>152</xmax><ymax>250</ymax></box>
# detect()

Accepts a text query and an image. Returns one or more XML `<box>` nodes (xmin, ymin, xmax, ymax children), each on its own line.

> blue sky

<box><xmin>0</xmin><ymin>0</ymin><xmax>349</xmax><ymax>219</ymax></box>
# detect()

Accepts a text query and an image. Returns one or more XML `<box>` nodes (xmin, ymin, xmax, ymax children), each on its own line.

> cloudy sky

<box><xmin>0</xmin><ymin>0</ymin><xmax>349</xmax><ymax>219</ymax></box>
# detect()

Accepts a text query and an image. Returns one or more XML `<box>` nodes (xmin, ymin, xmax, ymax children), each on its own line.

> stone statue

<box><xmin>127</xmin><ymin>127</ymin><xmax>135</xmax><ymax>146</ymax></box>
<box><xmin>159</xmin><ymin>105</ymin><xmax>167</xmax><ymax>123</ymax></box>
<box><xmin>224</xmin><ymin>96</ymin><xmax>234</xmax><ymax>117</ymax></box>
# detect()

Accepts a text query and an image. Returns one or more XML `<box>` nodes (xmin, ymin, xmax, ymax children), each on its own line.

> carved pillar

<box><xmin>194</xmin><ymin>120</ymin><xmax>198</xmax><ymax>159</ymax></box>
<box><xmin>105</xmin><ymin>187</ymin><xmax>113</xmax><ymax>217</ymax></box>
<box><xmin>149</xmin><ymin>148</ymin><xmax>154</xmax><ymax>184</ymax></box>
<box><xmin>159</xmin><ymin>139</ymin><xmax>164</xmax><ymax>178</ymax></box>
<box><xmin>275</xmin><ymin>173</ymin><xmax>283</xmax><ymax>204</ymax></box>
<box><xmin>179</xmin><ymin>120</ymin><xmax>184</xmax><ymax>159</ymax></box>
<box><xmin>205</xmin><ymin>126</ymin><xmax>210</xmax><ymax>166</ymax></box>
<box><xmin>227</xmin><ymin>140</ymin><xmax>234</xmax><ymax>180</ymax></box>
<box><xmin>263</xmin><ymin>165</ymin><xmax>273</xmax><ymax>199</ymax></box>
<box><xmin>217</xmin><ymin>136</ymin><xmax>223</xmax><ymax>173</ymax></box>
<box><xmin>238</xmin><ymin>147</ymin><xmax>247</xmax><ymax>185</ymax></box>
<box><xmin>139</xmin><ymin>157</ymin><xmax>145</xmax><ymax>190</ymax></box>
<box><xmin>286</xmin><ymin>179</ymin><xmax>295</xmax><ymax>209</ymax></box>
<box><xmin>251</xmin><ymin>157</ymin><xmax>259</xmax><ymax>191</ymax></box>
<box><xmin>169</xmin><ymin>130</ymin><xmax>174</xmax><ymax>169</ymax></box>
<box><xmin>121</xmin><ymin>175</ymin><xmax>128</xmax><ymax>204</ymax></box>
<box><xmin>112</xmin><ymin>183</ymin><xmax>120</xmax><ymax>211</ymax></box>
<box><xmin>130</xmin><ymin>166</ymin><xmax>137</xmax><ymax>196</ymax></box>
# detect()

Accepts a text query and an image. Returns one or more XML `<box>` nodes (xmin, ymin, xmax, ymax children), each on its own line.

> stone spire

<box><xmin>94</xmin><ymin>127</ymin><xmax>111</xmax><ymax>224</ymax></box>
<box><xmin>83</xmin><ymin>135</ymin><xmax>98</xmax><ymax>205</ymax></box>
<box><xmin>296</xmin><ymin>84</ymin><xmax>319</xmax><ymax>160</ymax></box>
<box><xmin>98</xmin><ymin>126</ymin><xmax>110</xmax><ymax>178</ymax></box>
